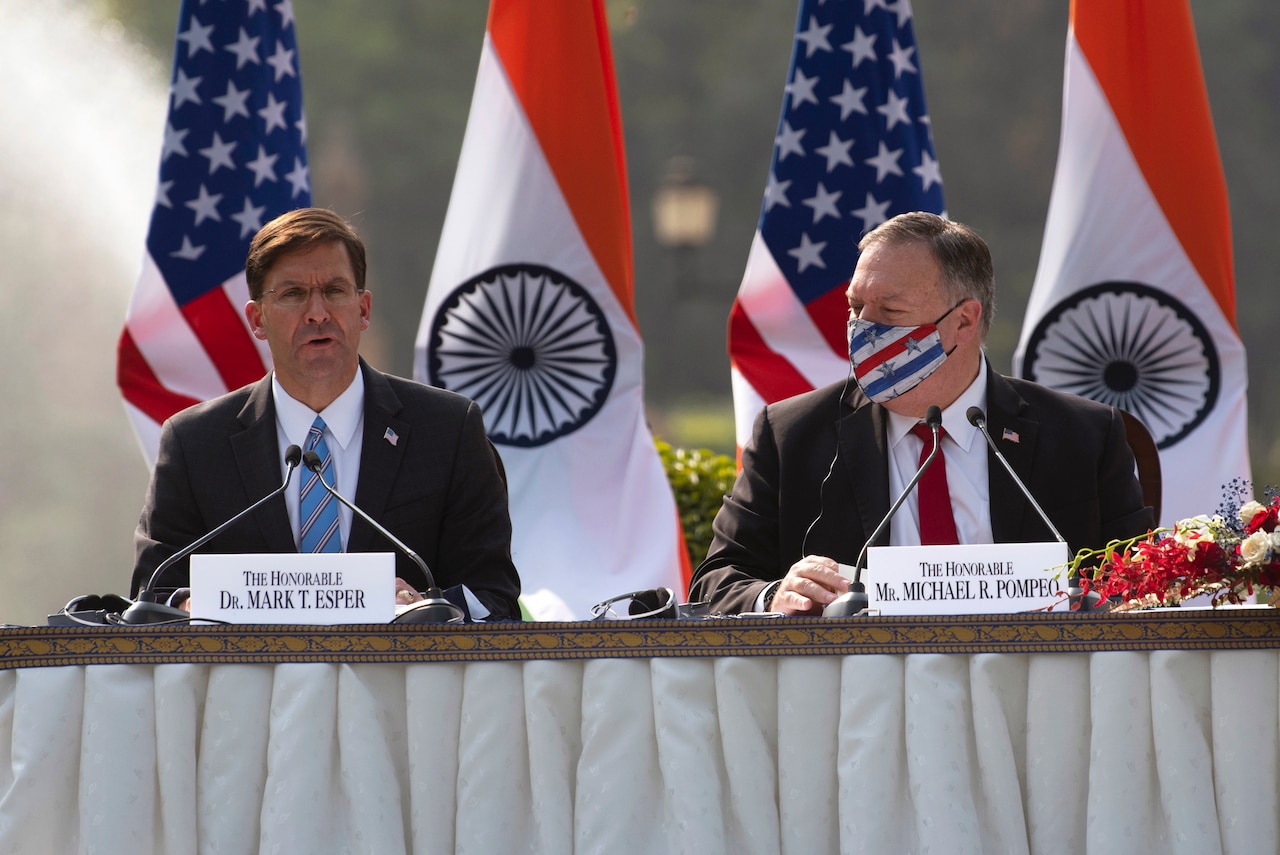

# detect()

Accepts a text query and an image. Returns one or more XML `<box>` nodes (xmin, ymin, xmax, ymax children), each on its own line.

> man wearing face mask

<box><xmin>689</xmin><ymin>212</ymin><xmax>1154</xmax><ymax>615</ymax></box>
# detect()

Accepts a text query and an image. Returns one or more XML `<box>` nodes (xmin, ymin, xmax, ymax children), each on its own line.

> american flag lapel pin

<box><xmin>1001</xmin><ymin>428</ymin><xmax>1020</xmax><ymax>444</ymax></box>
<box><xmin>383</xmin><ymin>427</ymin><xmax>399</xmax><ymax>447</ymax></box>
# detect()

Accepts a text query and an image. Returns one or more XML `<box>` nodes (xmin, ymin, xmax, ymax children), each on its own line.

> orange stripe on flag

<box><xmin>1072</xmin><ymin>0</ymin><xmax>1236</xmax><ymax>328</ymax></box>
<box><xmin>487</xmin><ymin>0</ymin><xmax>635</xmax><ymax>328</ymax></box>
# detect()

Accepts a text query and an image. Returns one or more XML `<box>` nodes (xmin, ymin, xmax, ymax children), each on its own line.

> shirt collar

<box><xmin>272</xmin><ymin>369</ymin><xmax>365</xmax><ymax>451</ymax></box>
<box><xmin>886</xmin><ymin>356</ymin><xmax>988</xmax><ymax>453</ymax></box>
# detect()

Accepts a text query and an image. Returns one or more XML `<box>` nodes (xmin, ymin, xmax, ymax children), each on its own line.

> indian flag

<box><xmin>1014</xmin><ymin>0</ymin><xmax>1250</xmax><ymax>526</ymax></box>
<box><xmin>414</xmin><ymin>0</ymin><xmax>687</xmax><ymax>618</ymax></box>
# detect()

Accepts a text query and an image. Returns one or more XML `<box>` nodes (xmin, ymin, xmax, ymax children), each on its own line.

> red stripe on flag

<box><xmin>117</xmin><ymin>329</ymin><xmax>200</xmax><ymax>425</ymax></box>
<box><xmin>804</xmin><ymin>285</ymin><xmax>854</xmax><ymax>361</ymax></box>
<box><xmin>728</xmin><ymin>300</ymin><xmax>814</xmax><ymax>403</ymax></box>
<box><xmin>1073</xmin><ymin>0</ymin><xmax>1236</xmax><ymax>327</ymax></box>
<box><xmin>488</xmin><ymin>0</ymin><xmax>636</xmax><ymax>327</ymax></box>
<box><xmin>179</xmin><ymin>288</ymin><xmax>268</xmax><ymax>391</ymax></box>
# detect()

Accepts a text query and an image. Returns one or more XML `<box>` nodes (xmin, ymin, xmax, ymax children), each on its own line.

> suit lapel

<box><xmin>231</xmin><ymin>376</ymin><xmax>297</xmax><ymax>551</ymax></box>
<box><xmin>983</xmin><ymin>369</ymin><xmax>1039</xmax><ymax>542</ymax></box>
<box><xmin>837</xmin><ymin>391</ymin><xmax>892</xmax><ymax>548</ymax></box>
<box><xmin>349</xmin><ymin>362</ymin><xmax>409</xmax><ymax>553</ymax></box>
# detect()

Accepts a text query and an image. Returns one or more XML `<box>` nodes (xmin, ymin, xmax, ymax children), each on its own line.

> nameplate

<box><xmin>855</xmin><ymin>542</ymin><xmax>1070</xmax><ymax>615</ymax></box>
<box><xmin>190</xmin><ymin>553</ymin><xmax>396</xmax><ymax>624</ymax></box>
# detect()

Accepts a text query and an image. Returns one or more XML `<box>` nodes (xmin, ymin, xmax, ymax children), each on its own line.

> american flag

<box><xmin>118</xmin><ymin>0</ymin><xmax>309</xmax><ymax>464</ymax></box>
<box><xmin>728</xmin><ymin>0</ymin><xmax>945</xmax><ymax>445</ymax></box>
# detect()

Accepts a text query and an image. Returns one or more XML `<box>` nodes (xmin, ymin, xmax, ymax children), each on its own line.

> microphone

<box><xmin>965</xmin><ymin>407</ymin><xmax>1093</xmax><ymax>610</ymax></box>
<box><xmin>301</xmin><ymin>450</ymin><xmax>464</xmax><ymax>623</ymax></box>
<box><xmin>825</xmin><ymin>405</ymin><xmax>944</xmax><ymax>617</ymax></box>
<box><xmin>965</xmin><ymin>407</ymin><xmax>1065</xmax><ymax>543</ymax></box>
<box><xmin>121</xmin><ymin>445</ymin><xmax>304</xmax><ymax>625</ymax></box>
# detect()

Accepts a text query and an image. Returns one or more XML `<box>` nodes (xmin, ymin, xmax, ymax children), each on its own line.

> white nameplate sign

<box><xmin>190</xmin><ymin>552</ymin><xmax>396</xmax><ymax>624</ymax></box>
<box><xmin>850</xmin><ymin>542</ymin><xmax>1070</xmax><ymax>615</ymax></box>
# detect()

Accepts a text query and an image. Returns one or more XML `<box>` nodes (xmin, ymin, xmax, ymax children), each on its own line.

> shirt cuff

<box><xmin>460</xmin><ymin>585</ymin><xmax>490</xmax><ymax>621</ymax></box>
<box><xmin>754</xmin><ymin>580</ymin><xmax>781</xmax><ymax>613</ymax></box>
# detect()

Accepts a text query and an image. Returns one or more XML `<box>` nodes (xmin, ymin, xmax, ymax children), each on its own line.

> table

<box><xmin>1</xmin><ymin>611</ymin><xmax>1277</xmax><ymax>854</ymax></box>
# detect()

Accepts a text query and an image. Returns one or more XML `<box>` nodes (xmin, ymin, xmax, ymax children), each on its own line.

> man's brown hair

<box><xmin>245</xmin><ymin>207</ymin><xmax>367</xmax><ymax>300</ymax></box>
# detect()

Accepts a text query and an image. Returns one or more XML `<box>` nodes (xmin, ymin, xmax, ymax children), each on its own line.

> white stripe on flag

<box><xmin>730</xmin><ymin>368</ymin><xmax>766</xmax><ymax>446</ymax></box>
<box><xmin>736</xmin><ymin>232</ymin><xmax>849</xmax><ymax>387</ymax></box>
<box><xmin>122</xmin><ymin>400</ymin><xmax>164</xmax><ymax>464</ymax></box>
<box><xmin>126</xmin><ymin>252</ymin><xmax>225</xmax><ymax>403</ymax></box>
<box><xmin>417</xmin><ymin>32</ymin><xmax>682</xmax><ymax>618</ymax></box>
<box><xmin>1016</xmin><ymin>30</ymin><xmax>1250</xmax><ymax>526</ymax></box>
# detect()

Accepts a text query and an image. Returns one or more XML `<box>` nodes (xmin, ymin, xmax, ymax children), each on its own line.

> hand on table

<box><xmin>770</xmin><ymin>555</ymin><xmax>851</xmax><ymax>616</ymax></box>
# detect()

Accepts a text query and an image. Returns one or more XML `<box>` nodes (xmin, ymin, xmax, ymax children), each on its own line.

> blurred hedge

<box><xmin>656</xmin><ymin>440</ymin><xmax>737</xmax><ymax>569</ymax></box>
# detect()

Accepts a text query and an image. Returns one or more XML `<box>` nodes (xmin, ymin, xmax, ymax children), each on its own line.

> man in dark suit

<box><xmin>133</xmin><ymin>208</ymin><xmax>520</xmax><ymax>620</ymax></box>
<box><xmin>690</xmin><ymin>212</ymin><xmax>1153</xmax><ymax>615</ymax></box>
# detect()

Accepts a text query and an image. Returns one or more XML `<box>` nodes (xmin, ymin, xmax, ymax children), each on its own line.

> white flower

<box><xmin>1175</xmin><ymin>515</ymin><xmax>1216</xmax><ymax>539</ymax></box>
<box><xmin>1239</xmin><ymin>530</ymin><xmax>1272</xmax><ymax>566</ymax></box>
<box><xmin>1239</xmin><ymin>501</ymin><xmax>1267</xmax><ymax>526</ymax></box>
<box><xmin>1174</xmin><ymin>515</ymin><xmax>1219</xmax><ymax>557</ymax></box>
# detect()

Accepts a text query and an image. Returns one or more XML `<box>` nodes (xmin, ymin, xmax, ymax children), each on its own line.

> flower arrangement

<box><xmin>1075</xmin><ymin>489</ymin><xmax>1280</xmax><ymax>610</ymax></box>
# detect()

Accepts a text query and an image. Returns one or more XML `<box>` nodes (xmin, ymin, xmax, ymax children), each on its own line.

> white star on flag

<box><xmin>728</xmin><ymin>0</ymin><xmax>946</xmax><ymax>447</ymax></box>
<box><xmin>119</xmin><ymin>0</ymin><xmax>311</xmax><ymax>465</ymax></box>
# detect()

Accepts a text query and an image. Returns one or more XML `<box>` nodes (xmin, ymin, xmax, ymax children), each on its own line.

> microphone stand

<box><xmin>301</xmin><ymin>451</ymin><xmax>464</xmax><ymax>624</ymax></box>
<box><xmin>825</xmin><ymin>405</ymin><xmax>943</xmax><ymax>617</ymax></box>
<box><xmin>121</xmin><ymin>446</ymin><xmax>304</xmax><ymax>625</ymax></box>
<box><xmin>965</xmin><ymin>407</ymin><xmax>1096</xmax><ymax>610</ymax></box>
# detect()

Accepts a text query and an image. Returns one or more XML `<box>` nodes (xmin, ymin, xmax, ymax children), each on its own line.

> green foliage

<box><xmin>656</xmin><ymin>439</ymin><xmax>737</xmax><ymax>569</ymax></box>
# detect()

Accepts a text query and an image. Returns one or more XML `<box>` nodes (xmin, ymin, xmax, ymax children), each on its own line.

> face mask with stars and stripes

<box><xmin>847</xmin><ymin>302</ymin><xmax>960</xmax><ymax>404</ymax></box>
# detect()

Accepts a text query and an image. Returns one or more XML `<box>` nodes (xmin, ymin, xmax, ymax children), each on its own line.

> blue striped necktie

<box><xmin>300</xmin><ymin>416</ymin><xmax>341</xmax><ymax>553</ymax></box>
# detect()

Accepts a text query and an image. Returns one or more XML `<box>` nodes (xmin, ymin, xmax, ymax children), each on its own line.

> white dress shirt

<box><xmin>271</xmin><ymin>371</ymin><xmax>366</xmax><ymax>551</ymax></box>
<box><xmin>268</xmin><ymin>371</ymin><xmax>490</xmax><ymax>619</ymax></box>
<box><xmin>884</xmin><ymin>359</ymin><xmax>994</xmax><ymax>546</ymax></box>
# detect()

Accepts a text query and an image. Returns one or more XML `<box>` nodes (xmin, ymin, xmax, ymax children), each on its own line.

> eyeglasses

<box><xmin>262</xmin><ymin>285</ymin><xmax>362</xmax><ymax>307</ymax></box>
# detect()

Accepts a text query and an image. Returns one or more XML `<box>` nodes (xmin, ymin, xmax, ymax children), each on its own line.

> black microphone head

<box><xmin>302</xmin><ymin>449</ymin><xmax>323</xmax><ymax>472</ymax></box>
<box><xmin>285</xmin><ymin>444</ymin><xmax>303</xmax><ymax>468</ymax></box>
<box><xmin>925</xmin><ymin>405</ymin><xmax>943</xmax><ymax>429</ymax></box>
<box><xmin>966</xmin><ymin>406</ymin><xmax>986</xmax><ymax>427</ymax></box>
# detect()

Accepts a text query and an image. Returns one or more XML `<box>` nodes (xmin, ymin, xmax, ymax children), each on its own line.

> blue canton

<box><xmin>147</xmin><ymin>0</ymin><xmax>310</xmax><ymax>308</ymax></box>
<box><xmin>759</xmin><ymin>0</ymin><xmax>945</xmax><ymax>306</ymax></box>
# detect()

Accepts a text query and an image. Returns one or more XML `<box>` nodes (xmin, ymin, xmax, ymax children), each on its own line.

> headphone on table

<box><xmin>588</xmin><ymin>587</ymin><xmax>677</xmax><ymax>621</ymax></box>
<box><xmin>52</xmin><ymin>594</ymin><xmax>135</xmax><ymax>626</ymax></box>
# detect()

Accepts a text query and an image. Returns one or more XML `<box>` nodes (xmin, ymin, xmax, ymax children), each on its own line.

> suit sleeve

<box><xmin>132</xmin><ymin>419</ymin><xmax>203</xmax><ymax>597</ymax></box>
<box><xmin>688</xmin><ymin>406</ymin><xmax>786</xmax><ymax>614</ymax></box>
<box><xmin>434</xmin><ymin>401</ymin><xmax>521</xmax><ymax>620</ymax></box>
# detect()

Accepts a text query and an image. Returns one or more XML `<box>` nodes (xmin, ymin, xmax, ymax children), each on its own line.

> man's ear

<box><xmin>954</xmin><ymin>298</ymin><xmax>983</xmax><ymax>344</ymax></box>
<box><xmin>245</xmin><ymin>300</ymin><xmax>267</xmax><ymax>340</ymax></box>
<box><xmin>359</xmin><ymin>289</ymin><xmax>372</xmax><ymax>331</ymax></box>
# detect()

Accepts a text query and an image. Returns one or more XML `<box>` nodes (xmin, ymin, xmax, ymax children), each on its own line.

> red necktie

<box><xmin>910</xmin><ymin>422</ymin><xmax>959</xmax><ymax>545</ymax></box>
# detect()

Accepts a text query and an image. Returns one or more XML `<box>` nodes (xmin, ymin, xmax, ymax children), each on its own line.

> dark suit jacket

<box><xmin>133</xmin><ymin>360</ymin><xmax>521</xmax><ymax>619</ymax></box>
<box><xmin>689</xmin><ymin>366</ymin><xmax>1155</xmax><ymax>614</ymax></box>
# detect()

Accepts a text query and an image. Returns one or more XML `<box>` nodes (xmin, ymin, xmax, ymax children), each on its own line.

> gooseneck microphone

<box><xmin>965</xmin><ymin>407</ymin><xmax>1065</xmax><ymax>544</ymax></box>
<box><xmin>122</xmin><ymin>445</ymin><xmax>304</xmax><ymax>625</ymax></box>
<box><xmin>301</xmin><ymin>450</ymin><xmax>464</xmax><ymax>623</ymax></box>
<box><xmin>966</xmin><ymin>406</ymin><xmax>1097</xmax><ymax>611</ymax></box>
<box><xmin>825</xmin><ymin>405</ymin><xmax>944</xmax><ymax>617</ymax></box>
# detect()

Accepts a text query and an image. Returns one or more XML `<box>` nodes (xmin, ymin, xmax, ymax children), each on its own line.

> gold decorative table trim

<box><xmin>1</xmin><ymin>610</ymin><xmax>1276</xmax><ymax>670</ymax></box>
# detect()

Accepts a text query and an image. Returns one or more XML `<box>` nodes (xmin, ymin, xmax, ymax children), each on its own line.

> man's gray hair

<box><xmin>858</xmin><ymin>212</ymin><xmax>995</xmax><ymax>337</ymax></box>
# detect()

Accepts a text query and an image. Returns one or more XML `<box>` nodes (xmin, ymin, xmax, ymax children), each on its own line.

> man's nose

<box><xmin>301</xmin><ymin>288</ymin><xmax>330</xmax><ymax>321</ymax></box>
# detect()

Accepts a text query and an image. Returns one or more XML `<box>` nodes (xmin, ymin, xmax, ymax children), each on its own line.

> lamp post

<box><xmin>649</xmin><ymin>156</ymin><xmax>721</xmax><ymax>407</ymax></box>
<box><xmin>651</xmin><ymin>156</ymin><xmax>718</xmax><ymax>288</ymax></box>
